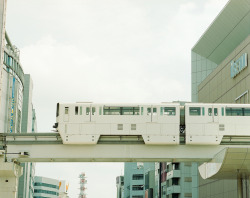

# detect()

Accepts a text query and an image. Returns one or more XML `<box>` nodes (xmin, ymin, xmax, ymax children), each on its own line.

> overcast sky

<box><xmin>6</xmin><ymin>0</ymin><xmax>228</xmax><ymax>197</ymax></box>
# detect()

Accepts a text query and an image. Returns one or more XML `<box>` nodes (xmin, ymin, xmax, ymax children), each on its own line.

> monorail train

<box><xmin>53</xmin><ymin>102</ymin><xmax>250</xmax><ymax>145</ymax></box>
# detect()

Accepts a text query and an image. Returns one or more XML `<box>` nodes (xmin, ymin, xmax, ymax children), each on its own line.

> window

<box><xmin>80</xmin><ymin>106</ymin><xmax>82</xmax><ymax>115</ymax></box>
<box><xmin>65</xmin><ymin>107</ymin><xmax>69</xmax><ymax>114</ymax></box>
<box><xmin>34</xmin><ymin>182</ymin><xmax>59</xmax><ymax>189</ymax></box>
<box><xmin>99</xmin><ymin>107</ymin><xmax>102</xmax><ymax>115</ymax></box>
<box><xmin>153</xmin><ymin>107</ymin><xmax>157</xmax><ymax>115</ymax></box>
<box><xmin>160</xmin><ymin>107</ymin><xmax>163</xmax><ymax>115</ymax></box>
<box><xmin>34</xmin><ymin>189</ymin><xmax>58</xmax><ymax>196</ymax></box>
<box><xmin>75</xmin><ymin>106</ymin><xmax>78</xmax><ymax>115</ymax></box>
<box><xmin>164</xmin><ymin>107</ymin><xmax>176</xmax><ymax>116</ymax></box>
<box><xmin>221</xmin><ymin>107</ymin><xmax>224</xmax><ymax>116</ymax></box>
<box><xmin>132</xmin><ymin>174</ymin><xmax>143</xmax><ymax>180</ymax></box>
<box><xmin>122</xmin><ymin>107</ymin><xmax>139</xmax><ymax>115</ymax></box>
<box><xmin>147</xmin><ymin>108</ymin><xmax>151</xmax><ymax>115</ymax></box>
<box><xmin>132</xmin><ymin>185</ymin><xmax>143</xmax><ymax>191</ymax></box>
<box><xmin>103</xmin><ymin>107</ymin><xmax>139</xmax><ymax>115</ymax></box>
<box><xmin>92</xmin><ymin>107</ymin><xmax>96</xmax><ymax>115</ymax></box>
<box><xmin>86</xmin><ymin>107</ymin><xmax>90</xmax><ymax>115</ymax></box>
<box><xmin>208</xmin><ymin>108</ymin><xmax>212</xmax><ymax>116</ymax></box>
<box><xmin>141</xmin><ymin>107</ymin><xmax>143</xmax><ymax>115</ymax></box>
<box><xmin>226</xmin><ymin>108</ymin><xmax>250</xmax><ymax>116</ymax></box>
<box><xmin>214</xmin><ymin>108</ymin><xmax>218</xmax><ymax>116</ymax></box>
<box><xmin>189</xmin><ymin>107</ymin><xmax>201</xmax><ymax>116</ymax></box>
<box><xmin>172</xmin><ymin>178</ymin><xmax>180</xmax><ymax>185</ymax></box>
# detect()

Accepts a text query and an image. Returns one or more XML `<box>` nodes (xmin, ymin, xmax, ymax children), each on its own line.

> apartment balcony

<box><xmin>166</xmin><ymin>170</ymin><xmax>181</xmax><ymax>180</ymax></box>
<box><xmin>167</xmin><ymin>185</ymin><xmax>181</xmax><ymax>195</ymax></box>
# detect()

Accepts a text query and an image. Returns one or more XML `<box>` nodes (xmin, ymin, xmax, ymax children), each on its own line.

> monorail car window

<box><xmin>99</xmin><ymin>107</ymin><xmax>102</xmax><ymax>115</ymax></box>
<box><xmin>202</xmin><ymin>107</ymin><xmax>205</xmax><ymax>116</ymax></box>
<box><xmin>244</xmin><ymin>108</ymin><xmax>250</xmax><ymax>116</ymax></box>
<box><xmin>75</xmin><ymin>106</ymin><xmax>78</xmax><ymax>115</ymax></box>
<box><xmin>189</xmin><ymin>107</ymin><xmax>201</xmax><ymax>116</ymax></box>
<box><xmin>208</xmin><ymin>108</ymin><xmax>212</xmax><ymax>116</ymax></box>
<box><xmin>103</xmin><ymin>107</ymin><xmax>139</xmax><ymax>115</ymax></box>
<box><xmin>92</xmin><ymin>107</ymin><xmax>96</xmax><ymax>115</ymax></box>
<box><xmin>160</xmin><ymin>107</ymin><xmax>163</xmax><ymax>115</ymax></box>
<box><xmin>147</xmin><ymin>108</ymin><xmax>151</xmax><ymax>115</ymax></box>
<box><xmin>153</xmin><ymin>108</ymin><xmax>157</xmax><ymax>115</ymax></box>
<box><xmin>86</xmin><ymin>107</ymin><xmax>90</xmax><ymax>115</ymax></box>
<box><xmin>221</xmin><ymin>107</ymin><xmax>224</xmax><ymax>116</ymax></box>
<box><xmin>65</xmin><ymin>107</ymin><xmax>69</xmax><ymax>114</ymax></box>
<box><xmin>214</xmin><ymin>108</ymin><xmax>218</xmax><ymax>116</ymax></box>
<box><xmin>226</xmin><ymin>108</ymin><xmax>250</xmax><ymax>116</ymax></box>
<box><xmin>164</xmin><ymin>107</ymin><xmax>176</xmax><ymax>116</ymax></box>
<box><xmin>122</xmin><ymin>107</ymin><xmax>139</xmax><ymax>115</ymax></box>
<box><xmin>80</xmin><ymin>107</ymin><xmax>82</xmax><ymax>115</ymax></box>
<box><xmin>141</xmin><ymin>107</ymin><xmax>143</xmax><ymax>115</ymax></box>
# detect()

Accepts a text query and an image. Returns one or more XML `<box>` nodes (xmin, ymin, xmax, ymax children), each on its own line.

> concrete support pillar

<box><xmin>237</xmin><ymin>173</ymin><xmax>243</xmax><ymax>198</ymax></box>
<box><xmin>0</xmin><ymin>159</ymin><xmax>23</xmax><ymax>198</ymax></box>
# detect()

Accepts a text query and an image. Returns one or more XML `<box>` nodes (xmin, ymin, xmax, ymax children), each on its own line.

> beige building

<box><xmin>191</xmin><ymin>0</ymin><xmax>250</xmax><ymax>197</ymax></box>
<box><xmin>198</xmin><ymin>35</ymin><xmax>250</xmax><ymax>104</ymax></box>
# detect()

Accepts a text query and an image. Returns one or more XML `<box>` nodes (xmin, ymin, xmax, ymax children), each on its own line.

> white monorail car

<box><xmin>54</xmin><ymin>103</ymin><xmax>180</xmax><ymax>144</ymax></box>
<box><xmin>54</xmin><ymin>102</ymin><xmax>250</xmax><ymax>145</ymax></box>
<box><xmin>185</xmin><ymin>103</ymin><xmax>250</xmax><ymax>145</ymax></box>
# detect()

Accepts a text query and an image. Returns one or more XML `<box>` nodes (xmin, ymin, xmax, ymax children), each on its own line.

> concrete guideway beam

<box><xmin>0</xmin><ymin>159</ymin><xmax>23</xmax><ymax>198</ymax></box>
<box><xmin>2</xmin><ymin>144</ymin><xmax>250</xmax><ymax>163</ymax></box>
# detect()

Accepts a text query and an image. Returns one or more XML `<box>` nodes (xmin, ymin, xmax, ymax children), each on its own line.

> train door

<box><xmin>207</xmin><ymin>105</ymin><xmax>214</xmax><ymax>123</ymax></box>
<box><xmin>152</xmin><ymin>106</ymin><xmax>158</xmax><ymax>122</ymax></box>
<box><xmin>90</xmin><ymin>105</ymin><xmax>96</xmax><ymax>122</ymax></box>
<box><xmin>213</xmin><ymin>106</ymin><xmax>219</xmax><ymax>123</ymax></box>
<box><xmin>208</xmin><ymin>105</ymin><xmax>219</xmax><ymax>123</ymax></box>
<box><xmin>85</xmin><ymin>106</ymin><xmax>91</xmax><ymax>122</ymax></box>
<box><xmin>84</xmin><ymin>105</ymin><xmax>97</xmax><ymax>122</ymax></box>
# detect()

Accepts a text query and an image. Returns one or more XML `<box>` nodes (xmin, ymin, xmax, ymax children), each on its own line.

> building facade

<box><xmin>34</xmin><ymin>176</ymin><xmax>60</xmax><ymax>198</ymax></box>
<box><xmin>18</xmin><ymin>74</ymin><xmax>37</xmax><ymax>198</ymax></box>
<box><xmin>160</xmin><ymin>162</ymin><xmax>198</xmax><ymax>198</ymax></box>
<box><xmin>124</xmin><ymin>162</ymin><xmax>159</xmax><ymax>198</ymax></box>
<box><xmin>191</xmin><ymin>0</ymin><xmax>250</xmax><ymax>197</ymax></box>
<box><xmin>124</xmin><ymin>162</ymin><xmax>145</xmax><ymax>198</ymax></box>
<box><xmin>116</xmin><ymin>176</ymin><xmax>124</xmax><ymax>198</ymax></box>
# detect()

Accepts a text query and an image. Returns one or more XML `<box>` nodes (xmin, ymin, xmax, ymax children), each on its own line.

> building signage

<box><xmin>10</xmin><ymin>77</ymin><xmax>15</xmax><ymax>133</ymax></box>
<box><xmin>231</xmin><ymin>53</ymin><xmax>248</xmax><ymax>78</ymax></box>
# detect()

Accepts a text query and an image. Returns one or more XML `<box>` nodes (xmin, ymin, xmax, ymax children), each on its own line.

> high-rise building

<box><xmin>0</xmin><ymin>32</ymin><xmax>24</xmax><ymax>134</ymax></box>
<box><xmin>18</xmin><ymin>74</ymin><xmax>37</xmax><ymax>198</ymax></box>
<box><xmin>124</xmin><ymin>162</ymin><xmax>145</xmax><ymax>198</ymax></box>
<box><xmin>123</xmin><ymin>162</ymin><xmax>157</xmax><ymax>198</ymax></box>
<box><xmin>191</xmin><ymin>0</ymin><xmax>250</xmax><ymax>197</ymax></box>
<box><xmin>116</xmin><ymin>176</ymin><xmax>124</xmax><ymax>198</ymax></box>
<box><xmin>159</xmin><ymin>162</ymin><xmax>198</xmax><ymax>198</ymax></box>
<box><xmin>34</xmin><ymin>176</ymin><xmax>60</xmax><ymax>198</ymax></box>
